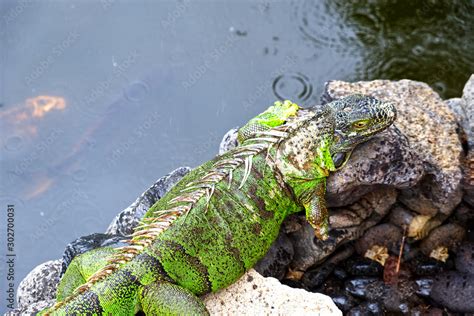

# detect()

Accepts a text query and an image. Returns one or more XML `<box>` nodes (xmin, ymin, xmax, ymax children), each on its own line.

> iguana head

<box><xmin>327</xmin><ymin>94</ymin><xmax>397</xmax><ymax>169</ymax></box>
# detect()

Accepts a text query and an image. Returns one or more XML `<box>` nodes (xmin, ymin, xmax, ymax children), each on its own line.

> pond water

<box><xmin>0</xmin><ymin>0</ymin><xmax>473</xmax><ymax>312</ymax></box>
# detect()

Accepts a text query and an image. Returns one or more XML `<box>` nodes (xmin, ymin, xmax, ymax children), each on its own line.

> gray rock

<box><xmin>354</xmin><ymin>223</ymin><xmax>402</xmax><ymax>257</ymax></box>
<box><xmin>16</xmin><ymin>260</ymin><xmax>61</xmax><ymax>309</ymax></box>
<box><xmin>323</xmin><ymin>79</ymin><xmax>463</xmax><ymax>232</ymax></box>
<box><xmin>419</xmin><ymin>223</ymin><xmax>466</xmax><ymax>257</ymax></box>
<box><xmin>456</xmin><ymin>242</ymin><xmax>474</xmax><ymax>275</ymax></box>
<box><xmin>203</xmin><ymin>269</ymin><xmax>342</xmax><ymax>315</ymax></box>
<box><xmin>455</xmin><ymin>74</ymin><xmax>474</xmax><ymax>206</ymax></box>
<box><xmin>254</xmin><ymin>230</ymin><xmax>294</xmax><ymax>280</ymax></box>
<box><xmin>428</xmin><ymin>271</ymin><xmax>474</xmax><ymax>313</ymax></box>
<box><xmin>5</xmin><ymin>299</ymin><xmax>54</xmax><ymax>316</ymax></box>
<box><xmin>444</xmin><ymin>97</ymin><xmax>468</xmax><ymax>132</ymax></box>
<box><xmin>326</xmin><ymin>126</ymin><xmax>423</xmax><ymax>207</ymax></box>
<box><xmin>462</xmin><ymin>152</ymin><xmax>474</xmax><ymax>207</ymax></box>
<box><xmin>106</xmin><ymin>166</ymin><xmax>192</xmax><ymax>235</ymax></box>
<box><xmin>462</xmin><ymin>74</ymin><xmax>474</xmax><ymax>149</ymax></box>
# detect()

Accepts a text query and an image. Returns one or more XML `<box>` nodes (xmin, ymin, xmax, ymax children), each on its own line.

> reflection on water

<box><xmin>295</xmin><ymin>0</ymin><xmax>474</xmax><ymax>98</ymax></box>
<box><xmin>1</xmin><ymin>95</ymin><xmax>66</xmax><ymax>150</ymax></box>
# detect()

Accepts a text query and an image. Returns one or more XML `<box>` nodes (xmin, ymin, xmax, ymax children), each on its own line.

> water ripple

<box><xmin>272</xmin><ymin>73</ymin><xmax>313</xmax><ymax>103</ymax></box>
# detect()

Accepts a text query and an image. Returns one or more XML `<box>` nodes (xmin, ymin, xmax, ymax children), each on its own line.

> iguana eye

<box><xmin>352</xmin><ymin>120</ymin><xmax>368</xmax><ymax>129</ymax></box>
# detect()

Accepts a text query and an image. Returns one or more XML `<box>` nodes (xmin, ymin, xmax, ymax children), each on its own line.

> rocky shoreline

<box><xmin>7</xmin><ymin>76</ymin><xmax>474</xmax><ymax>315</ymax></box>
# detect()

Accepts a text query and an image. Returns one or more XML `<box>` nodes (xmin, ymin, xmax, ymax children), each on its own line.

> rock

<box><xmin>461</xmin><ymin>74</ymin><xmax>474</xmax><ymax>149</ymax></box>
<box><xmin>424</xmin><ymin>271</ymin><xmax>474</xmax><ymax>313</ymax></box>
<box><xmin>354</xmin><ymin>223</ymin><xmax>402</xmax><ymax>257</ymax></box>
<box><xmin>203</xmin><ymin>269</ymin><xmax>342</xmax><ymax>315</ymax></box>
<box><xmin>344</xmin><ymin>278</ymin><xmax>380</xmax><ymax>299</ymax></box>
<box><xmin>410</xmin><ymin>254</ymin><xmax>447</xmax><ymax>276</ymax></box>
<box><xmin>5</xmin><ymin>300</ymin><xmax>54</xmax><ymax>316</ymax></box>
<box><xmin>463</xmin><ymin>152</ymin><xmax>474</xmax><ymax>207</ymax></box>
<box><xmin>444</xmin><ymin>97</ymin><xmax>467</xmax><ymax>132</ymax></box>
<box><xmin>16</xmin><ymin>260</ymin><xmax>61</xmax><ymax>310</ymax></box>
<box><xmin>323</xmin><ymin>80</ymin><xmax>463</xmax><ymax>223</ymax></box>
<box><xmin>458</xmin><ymin>74</ymin><xmax>474</xmax><ymax>207</ymax></box>
<box><xmin>61</xmin><ymin>233</ymin><xmax>126</xmax><ymax>275</ymax></box>
<box><xmin>301</xmin><ymin>262</ymin><xmax>336</xmax><ymax>291</ymax></box>
<box><xmin>455</xmin><ymin>242</ymin><xmax>474</xmax><ymax>275</ymax></box>
<box><xmin>290</xmin><ymin>189</ymin><xmax>397</xmax><ymax>271</ymax></box>
<box><xmin>381</xmin><ymin>281</ymin><xmax>420</xmax><ymax>313</ymax></box>
<box><xmin>254</xmin><ymin>230</ymin><xmax>294</xmax><ymax>280</ymax></box>
<box><xmin>326</xmin><ymin>126</ymin><xmax>422</xmax><ymax>207</ymax></box>
<box><xmin>329</xmin><ymin>188</ymin><xmax>398</xmax><ymax>227</ymax></box>
<box><xmin>347</xmin><ymin>302</ymin><xmax>383</xmax><ymax>316</ymax></box>
<box><xmin>106</xmin><ymin>166</ymin><xmax>192</xmax><ymax>235</ymax></box>
<box><xmin>330</xmin><ymin>295</ymin><xmax>355</xmax><ymax>313</ymax></box>
<box><xmin>218</xmin><ymin>127</ymin><xmax>239</xmax><ymax>155</ymax></box>
<box><xmin>345</xmin><ymin>257</ymin><xmax>383</xmax><ymax>277</ymax></box>
<box><xmin>419</xmin><ymin>223</ymin><xmax>466</xmax><ymax>258</ymax></box>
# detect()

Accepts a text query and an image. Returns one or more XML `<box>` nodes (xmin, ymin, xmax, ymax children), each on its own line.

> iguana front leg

<box><xmin>289</xmin><ymin>177</ymin><xmax>330</xmax><ymax>241</ymax></box>
<box><xmin>237</xmin><ymin>100</ymin><xmax>300</xmax><ymax>142</ymax></box>
<box><xmin>304</xmin><ymin>180</ymin><xmax>329</xmax><ymax>240</ymax></box>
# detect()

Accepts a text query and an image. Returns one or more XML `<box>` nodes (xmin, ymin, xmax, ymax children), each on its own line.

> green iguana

<box><xmin>40</xmin><ymin>95</ymin><xmax>396</xmax><ymax>315</ymax></box>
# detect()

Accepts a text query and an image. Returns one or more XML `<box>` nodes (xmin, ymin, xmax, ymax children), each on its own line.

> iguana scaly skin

<box><xmin>41</xmin><ymin>95</ymin><xmax>396</xmax><ymax>315</ymax></box>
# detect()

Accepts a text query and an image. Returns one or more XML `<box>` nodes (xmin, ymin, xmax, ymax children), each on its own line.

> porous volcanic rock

<box><xmin>203</xmin><ymin>269</ymin><xmax>342</xmax><ymax>315</ymax></box>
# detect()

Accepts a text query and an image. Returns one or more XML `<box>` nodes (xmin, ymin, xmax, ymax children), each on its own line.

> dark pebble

<box><xmin>331</xmin><ymin>295</ymin><xmax>355</xmax><ymax>312</ymax></box>
<box><xmin>347</xmin><ymin>301</ymin><xmax>384</xmax><ymax>316</ymax></box>
<box><xmin>333</xmin><ymin>266</ymin><xmax>348</xmax><ymax>280</ymax></box>
<box><xmin>366</xmin><ymin>302</ymin><xmax>383</xmax><ymax>315</ymax></box>
<box><xmin>301</xmin><ymin>262</ymin><xmax>335</xmax><ymax>291</ymax></box>
<box><xmin>409</xmin><ymin>254</ymin><xmax>446</xmax><ymax>276</ymax></box>
<box><xmin>345</xmin><ymin>278</ymin><xmax>380</xmax><ymax>298</ymax></box>
<box><xmin>346</xmin><ymin>257</ymin><xmax>383</xmax><ymax>277</ymax></box>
